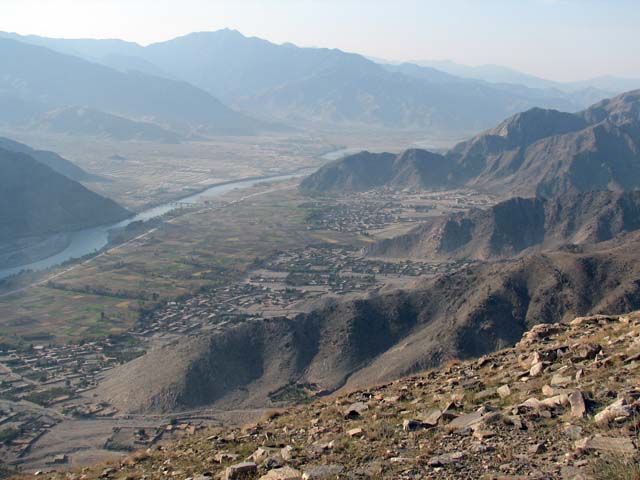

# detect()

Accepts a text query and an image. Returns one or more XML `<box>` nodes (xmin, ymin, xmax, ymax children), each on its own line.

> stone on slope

<box><xmin>302</xmin><ymin>465</ymin><xmax>344</xmax><ymax>479</ymax></box>
<box><xmin>497</xmin><ymin>385</ymin><xmax>512</xmax><ymax>399</ymax></box>
<box><xmin>223</xmin><ymin>462</ymin><xmax>258</xmax><ymax>480</ymax></box>
<box><xmin>258</xmin><ymin>466</ymin><xmax>303</xmax><ymax>480</ymax></box>
<box><xmin>594</xmin><ymin>398</ymin><xmax>631</xmax><ymax>425</ymax></box>
<box><xmin>344</xmin><ymin>402</ymin><xmax>368</xmax><ymax>419</ymax></box>
<box><xmin>568</xmin><ymin>391</ymin><xmax>586</xmax><ymax>418</ymax></box>
<box><xmin>444</xmin><ymin>411</ymin><xmax>484</xmax><ymax>432</ymax></box>
<box><xmin>421</xmin><ymin>408</ymin><xmax>442</xmax><ymax>426</ymax></box>
<box><xmin>575</xmin><ymin>435</ymin><xmax>637</xmax><ymax>455</ymax></box>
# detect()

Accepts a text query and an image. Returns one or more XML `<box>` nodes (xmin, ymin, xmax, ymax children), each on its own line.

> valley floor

<box><xmin>0</xmin><ymin>175</ymin><xmax>491</xmax><ymax>473</ymax></box>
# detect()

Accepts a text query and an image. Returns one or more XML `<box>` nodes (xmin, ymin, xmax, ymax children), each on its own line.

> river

<box><xmin>0</xmin><ymin>172</ymin><xmax>305</xmax><ymax>280</ymax></box>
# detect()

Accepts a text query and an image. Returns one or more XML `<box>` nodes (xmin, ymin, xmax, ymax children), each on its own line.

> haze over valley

<box><xmin>1</xmin><ymin>2</ymin><xmax>640</xmax><ymax>478</ymax></box>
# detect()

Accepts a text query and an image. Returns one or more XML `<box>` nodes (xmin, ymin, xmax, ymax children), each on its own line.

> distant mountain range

<box><xmin>301</xmin><ymin>89</ymin><xmax>640</xmax><ymax>197</ymax></box>
<box><xmin>0</xmin><ymin>37</ymin><xmax>273</xmax><ymax>136</ymax></box>
<box><xmin>30</xmin><ymin>106</ymin><xmax>184</xmax><ymax>143</ymax></box>
<box><xmin>0</xmin><ymin>147</ymin><xmax>129</xmax><ymax>242</ymax></box>
<box><xmin>410</xmin><ymin>59</ymin><xmax>640</xmax><ymax>94</ymax></box>
<box><xmin>1</xmin><ymin>30</ymin><xmax>631</xmax><ymax>135</ymax></box>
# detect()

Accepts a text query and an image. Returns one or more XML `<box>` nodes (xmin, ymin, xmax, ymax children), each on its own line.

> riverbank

<box><xmin>0</xmin><ymin>169</ymin><xmax>317</xmax><ymax>281</ymax></box>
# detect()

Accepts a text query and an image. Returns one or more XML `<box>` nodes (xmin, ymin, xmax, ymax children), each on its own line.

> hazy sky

<box><xmin>2</xmin><ymin>0</ymin><xmax>639</xmax><ymax>82</ymax></box>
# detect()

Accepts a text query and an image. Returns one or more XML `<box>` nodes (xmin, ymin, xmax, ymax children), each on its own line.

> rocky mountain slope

<box><xmin>301</xmin><ymin>89</ymin><xmax>640</xmax><ymax>197</ymax></box>
<box><xmin>0</xmin><ymin>137</ymin><xmax>90</xmax><ymax>181</ymax></box>
<box><xmin>0</xmin><ymin>148</ymin><xmax>129</xmax><ymax>242</ymax></box>
<box><xmin>38</xmin><ymin>311</ymin><xmax>640</xmax><ymax>479</ymax></box>
<box><xmin>300</xmin><ymin>149</ymin><xmax>449</xmax><ymax>193</ymax></box>
<box><xmin>95</xmin><ymin>232</ymin><xmax>640</xmax><ymax>414</ymax></box>
<box><xmin>368</xmin><ymin>190</ymin><xmax>640</xmax><ymax>261</ymax></box>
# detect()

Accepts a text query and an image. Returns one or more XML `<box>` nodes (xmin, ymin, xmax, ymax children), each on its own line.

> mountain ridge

<box><xmin>301</xmin><ymin>89</ymin><xmax>640</xmax><ymax>197</ymax></box>
<box><xmin>0</xmin><ymin>148</ymin><xmax>130</xmax><ymax>242</ymax></box>
<box><xmin>0</xmin><ymin>136</ymin><xmax>91</xmax><ymax>181</ymax></box>
<box><xmin>1</xmin><ymin>30</ymin><xmax>616</xmax><ymax>134</ymax></box>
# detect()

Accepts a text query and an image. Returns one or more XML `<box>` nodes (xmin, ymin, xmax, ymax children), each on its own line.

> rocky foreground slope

<box><xmin>35</xmin><ymin>311</ymin><xmax>640</xmax><ymax>479</ymax></box>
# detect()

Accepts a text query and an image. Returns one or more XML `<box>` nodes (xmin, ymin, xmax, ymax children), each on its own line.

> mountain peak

<box><xmin>490</xmin><ymin>107</ymin><xmax>587</xmax><ymax>147</ymax></box>
<box><xmin>581</xmin><ymin>88</ymin><xmax>640</xmax><ymax>125</ymax></box>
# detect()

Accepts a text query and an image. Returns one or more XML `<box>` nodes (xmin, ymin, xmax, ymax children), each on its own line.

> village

<box><xmin>136</xmin><ymin>243</ymin><xmax>474</xmax><ymax>340</ymax></box>
<box><xmin>303</xmin><ymin>187</ymin><xmax>495</xmax><ymax>235</ymax></box>
<box><xmin>0</xmin><ymin>184</ymin><xmax>489</xmax><ymax>472</ymax></box>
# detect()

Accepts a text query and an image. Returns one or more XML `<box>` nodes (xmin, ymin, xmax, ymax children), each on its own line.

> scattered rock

<box><xmin>421</xmin><ymin>408</ymin><xmax>442</xmax><ymax>426</ymax></box>
<box><xmin>550</xmin><ymin>374</ymin><xmax>572</xmax><ymax>387</ymax></box>
<box><xmin>280</xmin><ymin>446</ymin><xmax>294</xmax><ymax>462</ymax></box>
<box><xmin>472</xmin><ymin>429</ymin><xmax>495</xmax><ymax>441</ymax></box>
<box><xmin>571</xmin><ymin>342</ymin><xmax>601</xmax><ymax>360</ymax></box>
<box><xmin>402</xmin><ymin>419</ymin><xmax>424</xmax><ymax>432</ymax></box>
<box><xmin>250</xmin><ymin>447</ymin><xmax>280</xmax><ymax>465</ymax></box>
<box><xmin>540</xmin><ymin>394</ymin><xmax>569</xmax><ymax>408</ymax></box>
<box><xmin>428</xmin><ymin>452</ymin><xmax>464</xmax><ymax>467</ymax></box>
<box><xmin>563</xmin><ymin>425</ymin><xmax>583</xmax><ymax>440</ymax></box>
<box><xmin>530</xmin><ymin>362</ymin><xmax>544</xmax><ymax>377</ymax></box>
<box><xmin>100</xmin><ymin>469</ymin><xmax>116</xmax><ymax>479</ymax></box>
<box><xmin>444</xmin><ymin>411</ymin><xmax>484</xmax><ymax>432</ymax></box>
<box><xmin>528</xmin><ymin>443</ymin><xmax>546</xmax><ymax>455</ymax></box>
<box><xmin>214</xmin><ymin>453</ymin><xmax>239</xmax><ymax>464</ymax></box>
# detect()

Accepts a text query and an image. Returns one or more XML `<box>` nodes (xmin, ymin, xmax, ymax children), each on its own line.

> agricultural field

<box><xmin>0</xmin><ymin>181</ymin><xmax>361</xmax><ymax>345</ymax></box>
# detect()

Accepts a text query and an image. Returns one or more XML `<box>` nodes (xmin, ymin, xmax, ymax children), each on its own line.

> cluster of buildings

<box><xmin>137</xmin><ymin>244</ymin><xmax>455</xmax><ymax>341</ymax></box>
<box><xmin>304</xmin><ymin>200</ymin><xmax>401</xmax><ymax>233</ymax></box>
<box><xmin>0</xmin><ymin>404</ymin><xmax>59</xmax><ymax>464</ymax></box>
<box><xmin>105</xmin><ymin>421</ymin><xmax>206</xmax><ymax>452</ymax></box>
<box><xmin>304</xmin><ymin>188</ymin><xmax>494</xmax><ymax>235</ymax></box>
<box><xmin>0</xmin><ymin>339</ymin><xmax>142</xmax><ymax>405</ymax></box>
<box><xmin>0</xmin><ymin>337</ymin><xmax>145</xmax><ymax>461</ymax></box>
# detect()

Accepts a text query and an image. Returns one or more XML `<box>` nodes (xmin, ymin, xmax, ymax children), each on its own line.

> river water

<box><xmin>0</xmin><ymin>173</ymin><xmax>304</xmax><ymax>280</ymax></box>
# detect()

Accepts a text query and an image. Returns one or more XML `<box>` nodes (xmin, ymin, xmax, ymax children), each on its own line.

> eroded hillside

<box><xmin>94</xmin><ymin>232</ymin><xmax>640</xmax><ymax>415</ymax></box>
